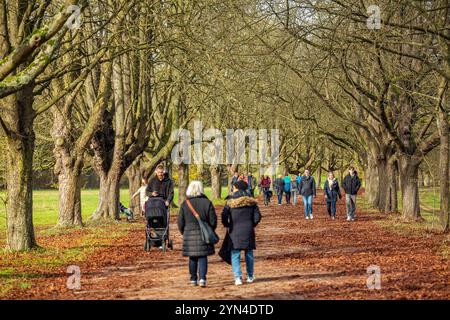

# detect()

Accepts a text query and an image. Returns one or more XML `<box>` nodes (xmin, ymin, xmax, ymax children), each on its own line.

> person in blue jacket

<box><xmin>296</xmin><ymin>173</ymin><xmax>302</xmax><ymax>193</ymax></box>
<box><xmin>283</xmin><ymin>174</ymin><xmax>291</xmax><ymax>204</ymax></box>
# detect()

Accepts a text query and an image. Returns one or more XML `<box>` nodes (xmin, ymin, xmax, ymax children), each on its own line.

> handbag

<box><xmin>219</xmin><ymin>230</ymin><xmax>233</xmax><ymax>264</ymax></box>
<box><xmin>186</xmin><ymin>199</ymin><xmax>219</xmax><ymax>245</ymax></box>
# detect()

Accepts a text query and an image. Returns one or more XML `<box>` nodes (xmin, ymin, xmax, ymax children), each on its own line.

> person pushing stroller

<box><xmin>145</xmin><ymin>165</ymin><xmax>174</xmax><ymax>249</ymax></box>
<box><xmin>146</xmin><ymin>165</ymin><xmax>174</xmax><ymax>208</ymax></box>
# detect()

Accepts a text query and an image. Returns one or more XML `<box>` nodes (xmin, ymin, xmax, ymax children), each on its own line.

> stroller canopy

<box><xmin>145</xmin><ymin>196</ymin><xmax>167</xmax><ymax>218</ymax></box>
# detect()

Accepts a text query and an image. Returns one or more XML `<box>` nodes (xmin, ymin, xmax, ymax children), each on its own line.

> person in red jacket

<box><xmin>259</xmin><ymin>175</ymin><xmax>272</xmax><ymax>206</ymax></box>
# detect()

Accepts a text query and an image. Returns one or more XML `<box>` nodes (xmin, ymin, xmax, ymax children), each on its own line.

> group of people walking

<box><xmin>272</xmin><ymin>169</ymin><xmax>317</xmax><ymax>218</ymax></box>
<box><xmin>262</xmin><ymin>166</ymin><xmax>361</xmax><ymax>221</ymax></box>
<box><xmin>137</xmin><ymin>164</ymin><xmax>361</xmax><ymax>289</ymax></box>
<box><xmin>178</xmin><ymin>179</ymin><xmax>260</xmax><ymax>287</ymax></box>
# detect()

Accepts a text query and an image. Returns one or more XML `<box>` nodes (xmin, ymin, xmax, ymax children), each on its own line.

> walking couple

<box><xmin>177</xmin><ymin>180</ymin><xmax>261</xmax><ymax>287</ymax></box>
<box><xmin>324</xmin><ymin>166</ymin><xmax>362</xmax><ymax>221</ymax></box>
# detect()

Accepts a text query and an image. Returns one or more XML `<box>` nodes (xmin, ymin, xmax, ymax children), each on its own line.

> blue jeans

<box><xmin>277</xmin><ymin>192</ymin><xmax>283</xmax><ymax>204</ymax></box>
<box><xmin>231</xmin><ymin>249</ymin><xmax>254</xmax><ymax>279</ymax></box>
<box><xmin>302</xmin><ymin>195</ymin><xmax>313</xmax><ymax>217</ymax></box>
<box><xmin>326</xmin><ymin>200</ymin><xmax>337</xmax><ymax>217</ymax></box>
<box><xmin>189</xmin><ymin>256</ymin><xmax>208</xmax><ymax>281</ymax></box>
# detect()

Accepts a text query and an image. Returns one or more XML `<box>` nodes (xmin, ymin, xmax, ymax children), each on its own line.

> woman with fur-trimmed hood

<box><xmin>222</xmin><ymin>180</ymin><xmax>262</xmax><ymax>286</ymax></box>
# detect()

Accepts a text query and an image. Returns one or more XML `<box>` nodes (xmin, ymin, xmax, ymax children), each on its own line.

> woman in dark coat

<box><xmin>178</xmin><ymin>181</ymin><xmax>217</xmax><ymax>288</ymax></box>
<box><xmin>324</xmin><ymin>172</ymin><xmax>342</xmax><ymax>220</ymax></box>
<box><xmin>222</xmin><ymin>180</ymin><xmax>261</xmax><ymax>286</ymax></box>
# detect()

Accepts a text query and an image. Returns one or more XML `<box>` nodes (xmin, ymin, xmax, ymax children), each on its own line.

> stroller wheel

<box><xmin>144</xmin><ymin>239</ymin><xmax>150</xmax><ymax>252</ymax></box>
<box><xmin>162</xmin><ymin>242</ymin><xmax>167</xmax><ymax>252</ymax></box>
<box><xmin>169</xmin><ymin>240</ymin><xmax>173</xmax><ymax>250</ymax></box>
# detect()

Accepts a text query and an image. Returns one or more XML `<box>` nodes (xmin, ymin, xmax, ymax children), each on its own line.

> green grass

<box><xmin>360</xmin><ymin>187</ymin><xmax>445</xmax><ymax>235</ymax></box>
<box><xmin>0</xmin><ymin>186</ymin><xmax>229</xmax><ymax>297</ymax></box>
<box><xmin>417</xmin><ymin>187</ymin><xmax>441</xmax><ymax>211</ymax></box>
<box><xmin>0</xmin><ymin>189</ymin><xmax>131</xmax><ymax>231</ymax></box>
<box><xmin>0</xmin><ymin>187</ymin><xmax>227</xmax><ymax>232</ymax></box>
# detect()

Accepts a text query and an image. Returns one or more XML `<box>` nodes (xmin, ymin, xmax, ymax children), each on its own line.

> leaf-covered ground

<box><xmin>1</xmin><ymin>192</ymin><xmax>449</xmax><ymax>300</ymax></box>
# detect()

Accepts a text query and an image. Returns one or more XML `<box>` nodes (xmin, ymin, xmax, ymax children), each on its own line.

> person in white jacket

<box><xmin>131</xmin><ymin>177</ymin><xmax>149</xmax><ymax>216</ymax></box>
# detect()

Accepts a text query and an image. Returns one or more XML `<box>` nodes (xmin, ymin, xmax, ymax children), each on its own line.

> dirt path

<box><xmin>64</xmin><ymin>194</ymin><xmax>449</xmax><ymax>300</ymax></box>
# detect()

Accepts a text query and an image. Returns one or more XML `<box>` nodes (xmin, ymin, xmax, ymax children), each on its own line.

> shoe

<box><xmin>199</xmin><ymin>279</ymin><xmax>207</xmax><ymax>287</ymax></box>
<box><xmin>247</xmin><ymin>276</ymin><xmax>255</xmax><ymax>283</ymax></box>
<box><xmin>305</xmin><ymin>216</ymin><xmax>309</xmax><ymax>220</ymax></box>
<box><xmin>190</xmin><ymin>280</ymin><xmax>198</xmax><ymax>286</ymax></box>
<box><xmin>310</xmin><ymin>214</ymin><xmax>314</xmax><ymax>219</ymax></box>
<box><xmin>347</xmin><ymin>216</ymin><xmax>351</xmax><ymax>221</ymax></box>
<box><xmin>235</xmin><ymin>278</ymin><xmax>243</xmax><ymax>286</ymax></box>
<box><xmin>332</xmin><ymin>217</ymin><xmax>335</xmax><ymax>220</ymax></box>
<box><xmin>351</xmin><ymin>218</ymin><xmax>355</xmax><ymax>221</ymax></box>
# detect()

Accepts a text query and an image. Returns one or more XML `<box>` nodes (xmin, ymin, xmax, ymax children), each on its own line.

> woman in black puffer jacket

<box><xmin>222</xmin><ymin>180</ymin><xmax>261</xmax><ymax>286</ymax></box>
<box><xmin>178</xmin><ymin>181</ymin><xmax>217</xmax><ymax>288</ymax></box>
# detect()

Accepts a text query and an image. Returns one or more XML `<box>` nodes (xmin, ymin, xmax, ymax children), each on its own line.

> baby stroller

<box><xmin>144</xmin><ymin>197</ymin><xmax>173</xmax><ymax>252</ymax></box>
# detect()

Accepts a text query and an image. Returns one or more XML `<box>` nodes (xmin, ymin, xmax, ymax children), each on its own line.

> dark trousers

<box><xmin>285</xmin><ymin>192</ymin><xmax>291</xmax><ymax>204</ymax></box>
<box><xmin>326</xmin><ymin>200</ymin><xmax>337</xmax><ymax>217</ymax></box>
<box><xmin>189</xmin><ymin>256</ymin><xmax>208</xmax><ymax>281</ymax></box>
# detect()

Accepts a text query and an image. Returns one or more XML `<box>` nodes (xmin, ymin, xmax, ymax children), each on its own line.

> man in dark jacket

<box><xmin>146</xmin><ymin>164</ymin><xmax>174</xmax><ymax>208</ymax></box>
<box><xmin>178</xmin><ymin>180</ymin><xmax>217</xmax><ymax>287</ymax></box>
<box><xmin>342</xmin><ymin>166</ymin><xmax>361</xmax><ymax>221</ymax></box>
<box><xmin>274</xmin><ymin>175</ymin><xmax>285</xmax><ymax>205</ymax></box>
<box><xmin>299</xmin><ymin>169</ymin><xmax>316</xmax><ymax>219</ymax></box>
<box><xmin>222</xmin><ymin>180</ymin><xmax>261</xmax><ymax>285</ymax></box>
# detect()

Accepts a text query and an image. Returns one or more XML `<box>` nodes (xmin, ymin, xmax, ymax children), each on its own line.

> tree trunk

<box><xmin>126</xmin><ymin>161</ymin><xmax>141</xmax><ymax>213</ymax></box>
<box><xmin>56</xmin><ymin>162</ymin><xmax>83</xmax><ymax>226</ymax></box>
<box><xmin>4</xmin><ymin>90</ymin><xmax>37</xmax><ymax>251</ymax></box>
<box><xmin>387</xmin><ymin>160</ymin><xmax>399</xmax><ymax>213</ymax></box>
<box><xmin>5</xmin><ymin>134</ymin><xmax>37</xmax><ymax>251</ymax></box>
<box><xmin>365</xmin><ymin>154</ymin><xmax>379</xmax><ymax>207</ymax></box>
<box><xmin>376</xmin><ymin>157</ymin><xmax>389</xmax><ymax>213</ymax></box>
<box><xmin>178</xmin><ymin>163</ymin><xmax>189</xmax><ymax>205</ymax></box>
<box><xmin>92</xmin><ymin>173</ymin><xmax>121</xmax><ymax>220</ymax></box>
<box><xmin>398</xmin><ymin>155</ymin><xmax>421</xmax><ymax>220</ymax></box>
<box><xmin>437</xmin><ymin>90</ymin><xmax>449</xmax><ymax>232</ymax></box>
<box><xmin>52</xmin><ymin>112</ymin><xmax>84</xmax><ymax>227</ymax></box>
<box><xmin>316</xmin><ymin>165</ymin><xmax>322</xmax><ymax>189</ymax></box>
<box><xmin>423</xmin><ymin>171</ymin><xmax>432</xmax><ymax>187</ymax></box>
<box><xmin>210</xmin><ymin>164</ymin><xmax>222</xmax><ymax>200</ymax></box>
<box><xmin>384</xmin><ymin>159</ymin><xmax>398</xmax><ymax>213</ymax></box>
<box><xmin>418</xmin><ymin>170</ymin><xmax>424</xmax><ymax>188</ymax></box>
